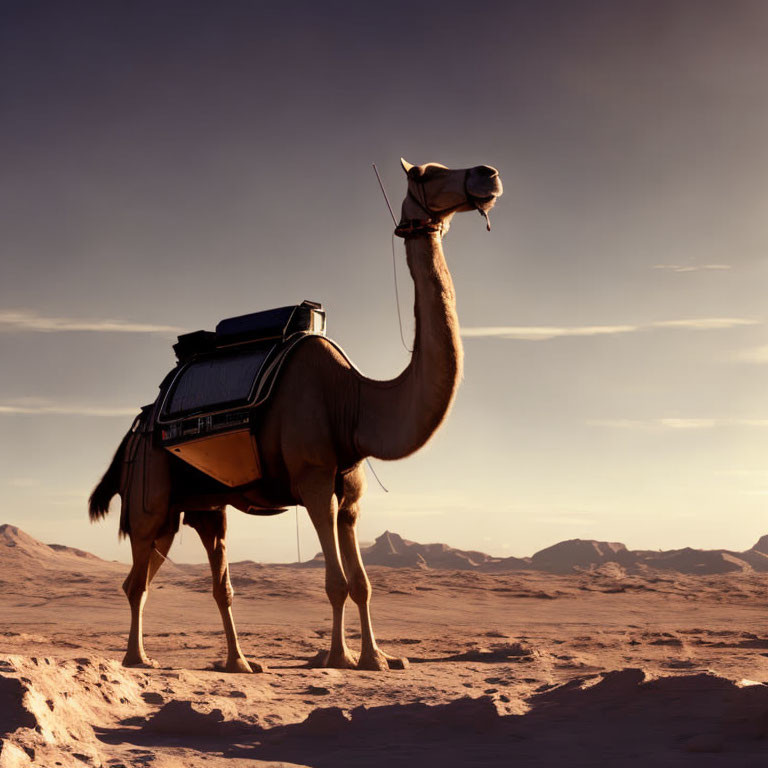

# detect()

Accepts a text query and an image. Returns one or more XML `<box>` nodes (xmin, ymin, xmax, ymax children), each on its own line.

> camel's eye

<box><xmin>421</xmin><ymin>166</ymin><xmax>446</xmax><ymax>182</ymax></box>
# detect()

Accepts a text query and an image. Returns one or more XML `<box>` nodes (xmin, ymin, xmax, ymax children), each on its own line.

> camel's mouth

<box><xmin>472</xmin><ymin>192</ymin><xmax>500</xmax><ymax>214</ymax></box>
<box><xmin>466</xmin><ymin>166</ymin><xmax>503</xmax><ymax>211</ymax></box>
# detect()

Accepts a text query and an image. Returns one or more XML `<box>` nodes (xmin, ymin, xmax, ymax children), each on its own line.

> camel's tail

<box><xmin>88</xmin><ymin>431</ymin><xmax>130</xmax><ymax>522</ymax></box>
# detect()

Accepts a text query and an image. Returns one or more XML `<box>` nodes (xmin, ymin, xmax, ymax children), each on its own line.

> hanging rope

<box><xmin>294</xmin><ymin>505</ymin><xmax>301</xmax><ymax>563</ymax></box>
<box><xmin>365</xmin><ymin>457</ymin><xmax>389</xmax><ymax>493</ymax></box>
<box><xmin>391</xmin><ymin>232</ymin><xmax>413</xmax><ymax>353</ymax></box>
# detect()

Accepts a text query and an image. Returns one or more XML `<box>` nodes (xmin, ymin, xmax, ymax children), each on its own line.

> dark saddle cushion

<box><xmin>162</xmin><ymin>344</ymin><xmax>275</xmax><ymax>419</ymax></box>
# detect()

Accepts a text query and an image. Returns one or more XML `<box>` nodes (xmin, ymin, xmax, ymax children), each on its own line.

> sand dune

<box><xmin>3</xmin><ymin>524</ymin><xmax>768</xmax><ymax>765</ymax></box>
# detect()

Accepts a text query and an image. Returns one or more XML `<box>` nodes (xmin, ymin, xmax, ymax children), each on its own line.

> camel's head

<box><xmin>396</xmin><ymin>159</ymin><xmax>503</xmax><ymax>238</ymax></box>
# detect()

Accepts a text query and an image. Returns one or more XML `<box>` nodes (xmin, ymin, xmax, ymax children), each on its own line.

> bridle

<box><xmin>394</xmin><ymin>168</ymin><xmax>493</xmax><ymax>239</ymax></box>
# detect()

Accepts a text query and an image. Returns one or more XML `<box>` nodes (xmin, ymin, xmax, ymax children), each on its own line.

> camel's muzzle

<box><xmin>466</xmin><ymin>166</ymin><xmax>503</xmax><ymax>206</ymax></box>
<box><xmin>465</xmin><ymin>166</ymin><xmax>503</xmax><ymax>230</ymax></box>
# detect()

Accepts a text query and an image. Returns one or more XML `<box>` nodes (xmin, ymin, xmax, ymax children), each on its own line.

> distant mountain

<box><xmin>528</xmin><ymin>539</ymin><xmax>636</xmax><ymax>574</ymax></box>
<box><xmin>750</xmin><ymin>534</ymin><xmax>768</xmax><ymax>556</ymax></box>
<box><xmin>304</xmin><ymin>530</ymin><xmax>768</xmax><ymax>576</ymax></box>
<box><xmin>631</xmin><ymin>546</ymin><xmax>750</xmax><ymax>575</ymax></box>
<box><xmin>362</xmin><ymin>531</ymin><xmax>519</xmax><ymax>571</ymax></box>
<box><xmin>4</xmin><ymin>523</ymin><xmax>768</xmax><ymax>576</ymax></box>
<box><xmin>299</xmin><ymin>530</ymin><xmax>529</xmax><ymax>571</ymax></box>
<box><xmin>0</xmin><ymin>524</ymin><xmax>118</xmax><ymax>573</ymax></box>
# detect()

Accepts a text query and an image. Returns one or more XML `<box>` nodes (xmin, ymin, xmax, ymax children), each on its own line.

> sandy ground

<box><xmin>3</xmin><ymin>528</ymin><xmax>768</xmax><ymax>766</ymax></box>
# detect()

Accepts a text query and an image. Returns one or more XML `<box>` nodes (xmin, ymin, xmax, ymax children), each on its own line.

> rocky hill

<box><xmin>304</xmin><ymin>530</ymin><xmax>768</xmax><ymax>575</ymax></box>
<box><xmin>527</xmin><ymin>539</ymin><xmax>636</xmax><ymax>573</ymax></box>
<box><xmin>0</xmin><ymin>523</ymin><xmax>123</xmax><ymax>580</ymax></box>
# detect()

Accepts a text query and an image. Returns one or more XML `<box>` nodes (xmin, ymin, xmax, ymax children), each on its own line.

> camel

<box><xmin>89</xmin><ymin>158</ymin><xmax>503</xmax><ymax>673</ymax></box>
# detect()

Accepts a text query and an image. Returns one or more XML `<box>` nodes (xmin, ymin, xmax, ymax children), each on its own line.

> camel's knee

<box><xmin>123</xmin><ymin>575</ymin><xmax>146</xmax><ymax>605</ymax></box>
<box><xmin>348</xmin><ymin>572</ymin><xmax>371</xmax><ymax>606</ymax></box>
<box><xmin>212</xmin><ymin>578</ymin><xmax>234</xmax><ymax>608</ymax></box>
<box><xmin>338</xmin><ymin>504</ymin><xmax>360</xmax><ymax>527</ymax></box>
<box><xmin>325</xmin><ymin>571</ymin><xmax>349</xmax><ymax>607</ymax></box>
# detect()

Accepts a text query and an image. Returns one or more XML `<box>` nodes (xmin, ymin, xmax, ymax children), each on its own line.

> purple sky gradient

<box><xmin>2</xmin><ymin>0</ymin><xmax>768</xmax><ymax>562</ymax></box>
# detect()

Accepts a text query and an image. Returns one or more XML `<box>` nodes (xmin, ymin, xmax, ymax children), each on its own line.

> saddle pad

<box><xmin>161</xmin><ymin>344</ymin><xmax>276</xmax><ymax>418</ymax></box>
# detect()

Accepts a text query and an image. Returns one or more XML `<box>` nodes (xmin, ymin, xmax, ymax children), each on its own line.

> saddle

<box><xmin>151</xmin><ymin>300</ymin><xmax>326</xmax><ymax>487</ymax></box>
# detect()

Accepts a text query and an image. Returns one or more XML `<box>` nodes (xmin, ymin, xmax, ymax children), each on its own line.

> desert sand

<box><xmin>2</xmin><ymin>523</ymin><xmax>768</xmax><ymax>767</ymax></box>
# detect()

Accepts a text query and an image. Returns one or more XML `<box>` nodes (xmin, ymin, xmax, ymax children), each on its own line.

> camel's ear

<box><xmin>401</xmin><ymin>157</ymin><xmax>424</xmax><ymax>179</ymax></box>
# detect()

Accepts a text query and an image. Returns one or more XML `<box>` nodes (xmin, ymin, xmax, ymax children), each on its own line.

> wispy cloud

<box><xmin>653</xmin><ymin>264</ymin><xmax>731</xmax><ymax>273</ymax></box>
<box><xmin>0</xmin><ymin>310</ymin><xmax>183</xmax><ymax>334</ymax></box>
<box><xmin>460</xmin><ymin>325</ymin><xmax>637</xmax><ymax>341</ymax></box>
<box><xmin>589</xmin><ymin>418</ymin><xmax>768</xmax><ymax>430</ymax></box>
<box><xmin>0</xmin><ymin>399</ymin><xmax>137</xmax><ymax>417</ymax></box>
<box><xmin>462</xmin><ymin>317</ymin><xmax>759</xmax><ymax>340</ymax></box>
<box><xmin>651</xmin><ymin>318</ymin><xmax>756</xmax><ymax>330</ymax></box>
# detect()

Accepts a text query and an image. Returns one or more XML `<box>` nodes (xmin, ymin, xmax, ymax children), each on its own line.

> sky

<box><xmin>2</xmin><ymin>0</ymin><xmax>768</xmax><ymax>563</ymax></box>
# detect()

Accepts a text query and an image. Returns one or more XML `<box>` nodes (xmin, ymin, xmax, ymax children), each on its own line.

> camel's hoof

<box><xmin>357</xmin><ymin>650</ymin><xmax>409</xmax><ymax>671</ymax></box>
<box><xmin>308</xmin><ymin>649</ymin><xmax>358</xmax><ymax>669</ymax></box>
<box><xmin>213</xmin><ymin>657</ymin><xmax>264</xmax><ymax>674</ymax></box>
<box><xmin>357</xmin><ymin>651</ymin><xmax>390</xmax><ymax>672</ymax></box>
<box><xmin>123</xmin><ymin>656</ymin><xmax>159</xmax><ymax>669</ymax></box>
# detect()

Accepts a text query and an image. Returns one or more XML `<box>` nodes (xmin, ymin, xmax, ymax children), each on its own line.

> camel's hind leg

<box><xmin>122</xmin><ymin>530</ymin><xmax>174</xmax><ymax>668</ymax></box>
<box><xmin>338</xmin><ymin>502</ymin><xmax>408</xmax><ymax>671</ymax></box>
<box><xmin>184</xmin><ymin>509</ymin><xmax>256</xmax><ymax>673</ymax></box>
<box><xmin>148</xmin><ymin>532</ymin><xmax>175</xmax><ymax>584</ymax></box>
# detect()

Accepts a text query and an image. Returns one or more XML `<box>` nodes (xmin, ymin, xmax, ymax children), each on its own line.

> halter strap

<box><xmin>394</xmin><ymin>169</ymin><xmax>490</xmax><ymax>239</ymax></box>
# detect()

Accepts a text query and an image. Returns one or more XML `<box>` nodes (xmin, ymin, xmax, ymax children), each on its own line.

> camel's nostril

<box><xmin>475</xmin><ymin>165</ymin><xmax>498</xmax><ymax>178</ymax></box>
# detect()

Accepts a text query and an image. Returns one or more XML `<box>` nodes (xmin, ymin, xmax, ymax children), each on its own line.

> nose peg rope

<box><xmin>372</xmin><ymin>163</ymin><xmax>398</xmax><ymax>226</ymax></box>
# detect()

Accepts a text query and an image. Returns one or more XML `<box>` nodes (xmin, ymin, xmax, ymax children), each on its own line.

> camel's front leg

<box><xmin>184</xmin><ymin>509</ymin><xmax>256</xmax><ymax>673</ymax></box>
<box><xmin>338</xmin><ymin>503</ymin><xmax>408</xmax><ymax>671</ymax></box>
<box><xmin>301</xmin><ymin>474</ymin><xmax>358</xmax><ymax>669</ymax></box>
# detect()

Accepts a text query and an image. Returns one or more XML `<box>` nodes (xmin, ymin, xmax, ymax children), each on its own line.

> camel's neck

<box><xmin>355</xmin><ymin>233</ymin><xmax>463</xmax><ymax>460</ymax></box>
